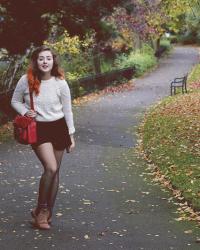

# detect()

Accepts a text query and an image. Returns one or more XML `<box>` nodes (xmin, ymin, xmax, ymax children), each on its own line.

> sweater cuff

<box><xmin>21</xmin><ymin>108</ymin><xmax>29</xmax><ymax>116</ymax></box>
<box><xmin>69</xmin><ymin>127</ymin><xmax>75</xmax><ymax>135</ymax></box>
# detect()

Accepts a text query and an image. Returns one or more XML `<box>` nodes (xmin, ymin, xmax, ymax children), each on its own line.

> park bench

<box><xmin>170</xmin><ymin>74</ymin><xmax>188</xmax><ymax>96</ymax></box>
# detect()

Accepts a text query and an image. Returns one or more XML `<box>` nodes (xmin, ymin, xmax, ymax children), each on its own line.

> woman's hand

<box><xmin>68</xmin><ymin>134</ymin><xmax>75</xmax><ymax>152</ymax></box>
<box><xmin>25</xmin><ymin>110</ymin><xmax>37</xmax><ymax>118</ymax></box>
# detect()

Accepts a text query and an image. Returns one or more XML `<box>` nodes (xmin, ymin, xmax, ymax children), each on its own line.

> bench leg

<box><xmin>171</xmin><ymin>86</ymin><xmax>175</xmax><ymax>96</ymax></box>
<box><xmin>185</xmin><ymin>84</ymin><xmax>187</xmax><ymax>93</ymax></box>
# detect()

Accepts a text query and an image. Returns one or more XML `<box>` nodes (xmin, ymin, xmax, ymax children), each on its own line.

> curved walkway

<box><xmin>0</xmin><ymin>46</ymin><xmax>199</xmax><ymax>250</ymax></box>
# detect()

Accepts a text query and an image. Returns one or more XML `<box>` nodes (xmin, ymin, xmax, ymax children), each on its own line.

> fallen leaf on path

<box><xmin>125</xmin><ymin>200</ymin><xmax>136</xmax><ymax>203</ymax></box>
<box><xmin>195</xmin><ymin>238</ymin><xmax>200</xmax><ymax>243</ymax></box>
<box><xmin>56</xmin><ymin>213</ymin><xmax>63</xmax><ymax>217</ymax></box>
<box><xmin>84</xmin><ymin>234</ymin><xmax>90</xmax><ymax>240</ymax></box>
<box><xmin>184</xmin><ymin>230</ymin><xmax>193</xmax><ymax>234</ymax></box>
<box><xmin>107</xmin><ymin>189</ymin><xmax>120</xmax><ymax>193</ymax></box>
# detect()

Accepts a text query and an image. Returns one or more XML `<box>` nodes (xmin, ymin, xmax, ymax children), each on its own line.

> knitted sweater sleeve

<box><xmin>59</xmin><ymin>80</ymin><xmax>75</xmax><ymax>134</ymax></box>
<box><xmin>11</xmin><ymin>75</ymin><xmax>29</xmax><ymax>115</ymax></box>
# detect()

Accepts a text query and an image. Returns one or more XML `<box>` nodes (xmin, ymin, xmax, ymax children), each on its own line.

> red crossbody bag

<box><xmin>13</xmin><ymin>91</ymin><xmax>37</xmax><ymax>145</ymax></box>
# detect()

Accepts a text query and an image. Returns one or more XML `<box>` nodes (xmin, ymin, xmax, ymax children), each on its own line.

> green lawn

<box><xmin>140</xmin><ymin>65</ymin><xmax>200</xmax><ymax>211</ymax></box>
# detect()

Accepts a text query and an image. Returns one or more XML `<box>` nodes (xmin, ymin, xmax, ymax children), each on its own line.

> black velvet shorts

<box><xmin>31</xmin><ymin>117</ymin><xmax>72</xmax><ymax>151</ymax></box>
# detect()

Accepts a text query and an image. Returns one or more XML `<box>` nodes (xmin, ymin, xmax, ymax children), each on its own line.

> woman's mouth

<box><xmin>42</xmin><ymin>65</ymin><xmax>48</xmax><ymax>69</ymax></box>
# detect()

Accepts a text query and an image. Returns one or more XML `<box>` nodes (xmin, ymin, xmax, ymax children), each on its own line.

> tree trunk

<box><xmin>135</xmin><ymin>33</ymin><xmax>142</xmax><ymax>50</ymax></box>
<box><xmin>1</xmin><ymin>54</ymin><xmax>27</xmax><ymax>92</ymax></box>
<box><xmin>150</xmin><ymin>38</ymin><xmax>156</xmax><ymax>51</ymax></box>
<box><xmin>93</xmin><ymin>45</ymin><xmax>101</xmax><ymax>74</ymax></box>
<box><xmin>156</xmin><ymin>37</ymin><xmax>161</xmax><ymax>51</ymax></box>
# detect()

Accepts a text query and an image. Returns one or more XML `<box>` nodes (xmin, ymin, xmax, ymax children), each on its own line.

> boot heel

<box><xmin>33</xmin><ymin>208</ymin><xmax>51</xmax><ymax>230</ymax></box>
<box><xmin>31</xmin><ymin>208</ymin><xmax>52</xmax><ymax>224</ymax></box>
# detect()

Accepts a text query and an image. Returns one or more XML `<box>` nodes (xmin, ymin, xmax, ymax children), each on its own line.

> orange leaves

<box><xmin>73</xmin><ymin>81</ymin><xmax>134</xmax><ymax>106</ymax></box>
<box><xmin>190</xmin><ymin>81</ymin><xmax>200</xmax><ymax>89</ymax></box>
<box><xmin>138</xmin><ymin>90</ymin><xmax>200</xmax><ymax>223</ymax></box>
<box><xmin>154</xmin><ymin>92</ymin><xmax>200</xmax><ymax>117</ymax></box>
<box><xmin>146</xmin><ymin>92</ymin><xmax>200</xmax><ymax>157</ymax></box>
<box><xmin>0</xmin><ymin>121</ymin><xmax>13</xmax><ymax>143</ymax></box>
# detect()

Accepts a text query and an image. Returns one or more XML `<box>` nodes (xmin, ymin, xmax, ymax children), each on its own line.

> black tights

<box><xmin>33</xmin><ymin>143</ymin><xmax>64</xmax><ymax>213</ymax></box>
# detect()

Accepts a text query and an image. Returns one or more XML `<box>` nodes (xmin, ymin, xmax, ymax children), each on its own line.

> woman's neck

<box><xmin>40</xmin><ymin>72</ymin><xmax>52</xmax><ymax>80</ymax></box>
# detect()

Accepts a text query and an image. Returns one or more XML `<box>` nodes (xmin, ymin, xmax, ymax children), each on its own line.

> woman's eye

<box><xmin>38</xmin><ymin>57</ymin><xmax>52</xmax><ymax>61</ymax></box>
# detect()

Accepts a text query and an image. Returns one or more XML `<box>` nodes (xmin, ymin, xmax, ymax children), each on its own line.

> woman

<box><xmin>11</xmin><ymin>46</ymin><xmax>75</xmax><ymax>230</ymax></box>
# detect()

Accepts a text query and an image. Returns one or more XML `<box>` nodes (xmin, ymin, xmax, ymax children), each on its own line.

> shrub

<box><xmin>45</xmin><ymin>31</ymin><xmax>95</xmax><ymax>81</ymax></box>
<box><xmin>114</xmin><ymin>44</ymin><xmax>157</xmax><ymax>76</ymax></box>
<box><xmin>100</xmin><ymin>58</ymin><xmax>115</xmax><ymax>73</ymax></box>
<box><xmin>178</xmin><ymin>32</ymin><xmax>197</xmax><ymax>44</ymax></box>
<box><xmin>168</xmin><ymin>35</ymin><xmax>178</xmax><ymax>44</ymax></box>
<box><xmin>160</xmin><ymin>39</ymin><xmax>172</xmax><ymax>52</ymax></box>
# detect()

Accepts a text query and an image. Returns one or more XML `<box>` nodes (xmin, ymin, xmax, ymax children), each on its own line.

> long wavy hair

<box><xmin>27</xmin><ymin>45</ymin><xmax>64</xmax><ymax>95</ymax></box>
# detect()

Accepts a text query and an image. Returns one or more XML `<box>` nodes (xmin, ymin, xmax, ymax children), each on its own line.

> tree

<box><xmin>1</xmin><ymin>0</ymin><xmax>198</xmax><ymax>55</ymax></box>
<box><xmin>110</xmin><ymin>0</ymin><xmax>200</xmax><ymax>51</ymax></box>
<box><xmin>110</xmin><ymin>1</ymin><xmax>167</xmax><ymax>51</ymax></box>
<box><xmin>0</xmin><ymin>0</ymin><xmax>126</xmax><ymax>55</ymax></box>
<box><xmin>0</xmin><ymin>0</ymin><xmax>57</xmax><ymax>54</ymax></box>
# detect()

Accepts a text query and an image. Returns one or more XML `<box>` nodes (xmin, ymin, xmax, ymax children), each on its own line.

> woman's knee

<box><xmin>44</xmin><ymin>166</ymin><xmax>58</xmax><ymax>177</ymax></box>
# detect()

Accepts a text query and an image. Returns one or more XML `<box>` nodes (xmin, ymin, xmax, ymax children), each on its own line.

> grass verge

<box><xmin>139</xmin><ymin>60</ymin><xmax>200</xmax><ymax>216</ymax></box>
<box><xmin>140</xmin><ymin>89</ymin><xmax>200</xmax><ymax>213</ymax></box>
<box><xmin>188</xmin><ymin>63</ymin><xmax>200</xmax><ymax>89</ymax></box>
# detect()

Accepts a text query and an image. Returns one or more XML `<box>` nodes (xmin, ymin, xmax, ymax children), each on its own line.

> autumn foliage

<box><xmin>140</xmin><ymin>91</ymin><xmax>200</xmax><ymax>214</ymax></box>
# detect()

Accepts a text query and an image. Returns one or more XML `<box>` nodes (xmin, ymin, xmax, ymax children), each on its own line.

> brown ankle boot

<box><xmin>33</xmin><ymin>208</ymin><xmax>51</xmax><ymax>230</ymax></box>
<box><xmin>31</xmin><ymin>208</ymin><xmax>52</xmax><ymax>224</ymax></box>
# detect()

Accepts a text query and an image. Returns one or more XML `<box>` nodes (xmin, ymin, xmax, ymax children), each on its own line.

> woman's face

<box><xmin>37</xmin><ymin>50</ymin><xmax>54</xmax><ymax>74</ymax></box>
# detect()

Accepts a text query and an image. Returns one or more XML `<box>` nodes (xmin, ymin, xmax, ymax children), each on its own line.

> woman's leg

<box><xmin>33</xmin><ymin>142</ymin><xmax>58</xmax><ymax>210</ymax></box>
<box><xmin>47</xmin><ymin>149</ymin><xmax>64</xmax><ymax>212</ymax></box>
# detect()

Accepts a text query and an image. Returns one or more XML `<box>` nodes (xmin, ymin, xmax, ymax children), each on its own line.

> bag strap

<box><xmin>29</xmin><ymin>88</ymin><xmax>35</xmax><ymax>111</ymax></box>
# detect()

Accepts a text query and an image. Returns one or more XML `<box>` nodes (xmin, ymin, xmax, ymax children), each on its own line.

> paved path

<box><xmin>0</xmin><ymin>46</ymin><xmax>200</xmax><ymax>250</ymax></box>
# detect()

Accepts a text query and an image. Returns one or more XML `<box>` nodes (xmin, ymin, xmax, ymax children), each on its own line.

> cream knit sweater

<box><xmin>11</xmin><ymin>75</ymin><xmax>75</xmax><ymax>134</ymax></box>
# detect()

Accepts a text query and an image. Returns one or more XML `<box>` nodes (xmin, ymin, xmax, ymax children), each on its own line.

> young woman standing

<box><xmin>11</xmin><ymin>46</ymin><xmax>75</xmax><ymax>229</ymax></box>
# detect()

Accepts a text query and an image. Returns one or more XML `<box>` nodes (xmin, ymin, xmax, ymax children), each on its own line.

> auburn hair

<box><xmin>27</xmin><ymin>46</ymin><xmax>64</xmax><ymax>95</ymax></box>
